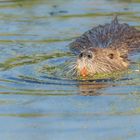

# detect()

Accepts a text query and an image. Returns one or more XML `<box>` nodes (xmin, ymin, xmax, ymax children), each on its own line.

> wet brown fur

<box><xmin>69</xmin><ymin>17</ymin><xmax>140</xmax><ymax>76</ymax></box>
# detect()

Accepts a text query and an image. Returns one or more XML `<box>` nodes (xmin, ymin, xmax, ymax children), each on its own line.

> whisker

<box><xmin>64</xmin><ymin>63</ymin><xmax>77</xmax><ymax>72</ymax></box>
<box><xmin>66</xmin><ymin>65</ymin><xmax>77</xmax><ymax>74</ymax></box>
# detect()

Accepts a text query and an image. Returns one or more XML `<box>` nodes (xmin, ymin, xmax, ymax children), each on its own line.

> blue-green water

<box><xmin>0</xmin><ymin>0</ymin><xmax>140</xmax><ymax>140</ymax></box>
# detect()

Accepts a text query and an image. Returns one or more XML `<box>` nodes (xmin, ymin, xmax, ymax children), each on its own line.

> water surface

<box><xmin>0</xmin><ymin>0</ymin><xmax>140</xmax><ymax>140</ymax></box>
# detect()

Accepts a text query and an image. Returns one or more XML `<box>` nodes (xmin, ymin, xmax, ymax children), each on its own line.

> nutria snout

<box><xmin>69</xmin><ymin>17</ymin><xmax>140</xmax><ymax>77</ymax></box>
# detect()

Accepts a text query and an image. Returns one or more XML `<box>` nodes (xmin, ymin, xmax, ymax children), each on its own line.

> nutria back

<box><xmin>70</xmin><ymin>17</ymin><xmax>140</xmax><ymax>54</ymax></box>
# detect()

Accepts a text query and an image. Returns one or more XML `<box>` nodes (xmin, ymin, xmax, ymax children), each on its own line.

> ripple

<box><xmin>0</xmin><ymin>52</ymin><xmax>71</xmax><ymax>70</ymax></box>
<box><xmin>0</xmin><ymin>49</ymin><xmax>139</xmax><ymax>96</ymax></box>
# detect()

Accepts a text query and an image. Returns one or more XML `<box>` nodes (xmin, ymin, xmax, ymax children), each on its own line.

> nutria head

<box><xmin>76</xmin><ymin>47</ymin><xmax>129</xmax><ymax>77</ymax></box>
<box><xmin>68</xmin><ymin>17</ymin><xmax>139</xmax><ymax>78</ymax></box>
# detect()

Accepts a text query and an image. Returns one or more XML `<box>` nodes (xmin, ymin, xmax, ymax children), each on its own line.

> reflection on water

<box><xmin>0</xmin><ymin>0</ymin><xmax>140</xmax><ymax>140</ymax></box>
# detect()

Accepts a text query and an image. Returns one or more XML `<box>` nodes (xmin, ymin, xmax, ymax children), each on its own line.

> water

<box><xmin>0</xmin><ymin>0</ymin><xmax>140</xmax><ymax>140</ymax></box>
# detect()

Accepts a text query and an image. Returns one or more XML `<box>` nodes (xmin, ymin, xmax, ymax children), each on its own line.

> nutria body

<box><xmin>69</xmin><ymin>17</ymin><xmax>140</xmax><ymax>77</ymax></box>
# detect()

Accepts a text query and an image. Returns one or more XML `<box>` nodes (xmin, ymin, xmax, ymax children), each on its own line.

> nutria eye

<box><xmin>108</xmin><ymin>53</ymin><xmax>114</xmax><ymax>59</ymax></box>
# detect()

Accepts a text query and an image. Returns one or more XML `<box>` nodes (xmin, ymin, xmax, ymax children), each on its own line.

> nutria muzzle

<box><xmin>77</xmin><ymin>49</ymin><xmax>95</xmax><ymax>77</ymax></box>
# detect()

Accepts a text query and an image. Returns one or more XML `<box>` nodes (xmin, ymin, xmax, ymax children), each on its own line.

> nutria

<box><xmin>69</xmin><ymin>17</ymin><xmax>140</xmax><ymax>77</ymax></box>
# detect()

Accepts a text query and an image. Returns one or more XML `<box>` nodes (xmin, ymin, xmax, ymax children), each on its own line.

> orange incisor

<box><xmin>81</xmin><ymin>67</ymin><xmax>87</xmax><ymax>77</ymax></box>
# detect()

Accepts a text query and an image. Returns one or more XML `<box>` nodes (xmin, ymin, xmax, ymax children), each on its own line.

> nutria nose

<box><xmin>79</xmin><ymin>51</ymin><xmax>93</xmax><ymax>59</ymax></box>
